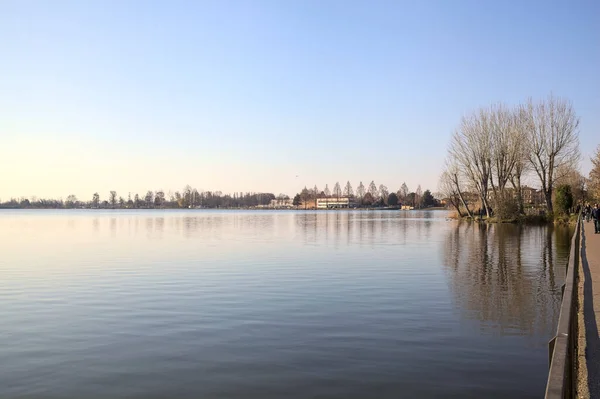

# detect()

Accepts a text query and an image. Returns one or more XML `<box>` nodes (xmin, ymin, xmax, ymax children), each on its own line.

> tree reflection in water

<box><xmin>443</xmin><ymin>221</ymin><xmax>572</xmax><ymax>338</ymax></box>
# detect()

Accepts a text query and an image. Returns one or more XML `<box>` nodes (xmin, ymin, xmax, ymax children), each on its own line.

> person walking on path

<box><xmin>586</xmin><ymin>203</ymin><xmax>592</xmax><ymax>222</ymax></box>
<box><xmin>593</xmin><ymin>203</ymin><xmax>600</xmax><ymax>234</ymax></box>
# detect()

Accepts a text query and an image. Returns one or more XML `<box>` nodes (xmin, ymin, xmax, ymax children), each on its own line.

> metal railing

<box><xmin>545</xmin><ymin>213</ymin><xmax>582</xmax><ymax>399</ymax></box>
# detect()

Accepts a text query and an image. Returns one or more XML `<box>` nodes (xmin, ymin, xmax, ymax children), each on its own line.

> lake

<box><xmin>0</xmin><ymin>210</ymin><xmax>572</xmax><ymax>398</ymax></box>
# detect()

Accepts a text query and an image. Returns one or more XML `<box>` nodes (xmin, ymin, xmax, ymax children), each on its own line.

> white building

<box><xmin>269</xmin><ymin>199</ymin><xmax>294</xmax><ymax>208</ymax></box>
<box><xmin>316</xmin><ymin>197</ymin><xmax>356</xmax><ymax>209</ymax></box>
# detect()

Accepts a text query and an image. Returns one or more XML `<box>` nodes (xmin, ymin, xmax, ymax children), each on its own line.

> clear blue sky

<box><xmin>1</xmin><ymin>0</ymin><xmax>598</xmax><ymax>200</ymax></box>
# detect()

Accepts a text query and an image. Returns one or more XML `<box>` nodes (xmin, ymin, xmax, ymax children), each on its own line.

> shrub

<box><xmin>493</xmin><ymin>196</ymin><xmax>519</xmax><ymax>221</ymax></box>
<box><xmin>555</xmin><ymin>185</ymin><xmax>574</xmax><ymax>215</ymax></box>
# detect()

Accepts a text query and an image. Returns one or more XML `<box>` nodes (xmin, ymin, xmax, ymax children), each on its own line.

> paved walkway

<box><xmin>578</xmin><ymin>220</ymin><xmax>600</xmax><ymax>398</ymax></box>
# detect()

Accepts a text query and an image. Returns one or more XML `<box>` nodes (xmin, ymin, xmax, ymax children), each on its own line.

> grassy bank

<box><xmin>553</xmin><ymin>213</ymin><xmax>579</xmax><ymax>226</ymax></box>
<box><xmin>450</xmin><ymin>212</ymin><xmax>578</xmax><ymax>225</ymax></box>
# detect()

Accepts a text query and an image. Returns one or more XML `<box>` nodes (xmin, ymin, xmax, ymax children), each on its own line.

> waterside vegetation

<box><xmin>440</xmin><ymin>93</ymin><xmax>597</xmax><ymax>224</ymax></box>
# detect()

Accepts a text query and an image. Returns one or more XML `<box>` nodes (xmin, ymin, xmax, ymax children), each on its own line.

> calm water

<box><xmin>0</xmin><ymin>210</ymin><xmax>572</xmax><ymax>398</ymax></box>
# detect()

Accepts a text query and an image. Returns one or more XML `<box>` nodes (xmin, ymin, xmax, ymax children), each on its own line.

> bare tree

<box><xmin>439</xmin><ymin>171</ymin><xmax>463</xmax><ymax>216</ymax></box>
<box><xmin>440</xmin><ymin>160</ymin><xmax>474</xmax><ymax>218</ymax></box>
<box><xmin>92</xmin><ymin>192</ymin><xmax>100</xmax><ymax>208</ymax></box>
<box><xmin>145</xmin><ymin>191</ymin><xmax>154</xmax><ymax>208</ymax></box>
<box><xmin>399</xmin><ymin>182</ymin><xmax>409</xmax><ymax>201</ymax></box>
<box><xmin>379</xmin><ymin>184</ymin><xmax>388</xmax><ymax>204</ymax></box>
<box><xmin>449</xmin><ymin>108</ymin><xmax>493</xmax><ymax>216</ymax></box>
<box><xmin>183</xmin><ymin>185</ymin><xmax>193</xmax><ymax>207</ymax></box>
<box><xmin>368</xmin><ymin>181</ymin><xmax>378</xmax><ymax>199</ymax></box>
<box><xmin>522</xmin><ymin>94</ymin><xmax>580</xmax><ymax>212</ymax></box>
<box><xmin>333</xmin><ymin>182</ymin><xmax>342</xmax><ymax>200</ymax></box>
<box><xmin>356</xmin><ymin>182</ymin><xmax>365</xmax><ymax>201</ymax></box>
<box><xmin>415</xmin><ymin>185</ymin><xmax>422</xmax><ymax>209</ymax></box>
<box><xmin>509</xmin><ymin>107</ymin><xmax>531</xmax><ymax>214</ymax></box>
<box><xmin>155</xmin><ymin>190</ymin><xmax>165</xmax><ymax>207</ymax></box>
<box><xmin>109</xmin><ymin>191</ymin><xmax>117</xmax><ymax>208</ymax></box>
<box><xmin>66</xmin><ymin>194</ymin><xmax>78</xmax><ymax>209</ymax></box>
<box><xmin>590</xmin><ymin>145</ymin><xmax>600</xmax><ymax>201</ymax></box>
<box><xmin>324</xmin><ymin>184</ymin><xmax>331</xmax><ymax>198</ymax></box>
<box><xmin>489</xmin><ymin>104</ymin><xmax>520</xmax><ymax>200</ymax></box>
<box><xmin>300</xmin><ymin>186</ymin><xmax>310</xmax><ymax>209</ymax></box>
<box><xmin>344</xmin><ymin>181</ymin><xmax>353</xmax><ymax>197</ymax></box>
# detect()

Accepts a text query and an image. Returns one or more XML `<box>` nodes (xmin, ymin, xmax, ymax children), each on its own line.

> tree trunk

<box><xmin>451</xmin><ymin>199</ymin><xmax>464</xmax><ymax>217</ymax></box>
<box><xmin>457</xmin><ymin>190</ymin><xmax>473</xmax><ymax>219</ymax></box>
<box><xmin>545</xmin><ymin>189</ymin><xmax>553</xmax><ymax>213</ymax></box>
<box><xmin>510</xmin><ymin>177</ymin><xmax>524</xmax><ymax>215</ymax></box>
<box><xmin>479</xmin><ymin>191</ymin><xmax>491</xmax><ymax>218</ymax></box>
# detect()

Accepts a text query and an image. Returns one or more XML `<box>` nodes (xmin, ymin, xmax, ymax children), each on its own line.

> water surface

<box><xmin>0</xmin><ymin>210</ymin><xmax>572</xmax><ymax>398</ymax></box>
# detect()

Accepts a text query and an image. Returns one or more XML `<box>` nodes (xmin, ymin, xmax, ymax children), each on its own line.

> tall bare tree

<box><xmin>109</xmin><ymin>191</ymin><xmax>117</xmax><ymax>208</ymax></box>
<box><xmin>449</xmin><ymin>108</ymin><xmax>493</xmax><ymax>216</ymax></box>
<box><xmin>439</xmin><ymin>171</ymin><xmax>463</xmax><ymax>216</ymax></box>
<box><xmin>589</xmin><ymin>145</ymin><xmax>600</xmax><ymax>201</ymax></box>
<box><xmin>379</xmin><ymin>184</ymin><xmax>388</xmax><ymax>204</ymax></box>
<box><xmin>92</xmin><ymin>192</ymin><xmax>100</xmax><ymax>208</ymax></box>
<box><xmin>183</xmin><ymin>185</ymin><xmax>193</xmax><ymax>207</ymax></box>
<box><xmin>509</xmin><ymin>107</ymin><xmax>531</xmax><ymax>214</ymax></box>
<box><xmin>300</xmin><ymin>186</ymin><xmax>310</xmax><ymax>209</ymax></box>
<box><xmin>145</xmin><ymin>191</ymin><xmax>154</xmax><ymax>208</ymax></box>
<box><xmin>333</xmin><ymin>182</ymin><xmax>342</xmax><ymax>200</ymax></box>
<box><xmin>356</xmin><ymin>182</ymin><xmax>365</xmax><ymax>201</ymax></box>
<box><xmin>440</xmin><ymin>160</ymin><xmax>474</xmax><ymax>218</ymax></box>
<box><xmin>155</xmin><ymin>190</ymin><xmax>165</xmax><ymax>207</ymax></box>
<box><xmin>415</xmin><ymin>185</ymin><xmax>423</xmax><ymax>209</ymax></box>
<box><xmin>66</xmin><ymin>195</ymin><xmax>78</xmax><ymax>209</ymax></box>
<box><xmin>344</xmin><ymin>181</ymin><xmax>353</xmax><ymax>197</ymax></box>
<box><xmin>522</xmin><ymin>94</ymin><xmax>580</xmax><ymax>212</ymax></box>
<box><xmin>368</xmin><ymin>181</ymin><xmax>378</xmax><ymax>199</ymax></box>
<box><xmin>399</xmin><ymin>183</ymin><xmax>409</xmax><ymax>201</ymax></box>
<box><xmin>489</xmin><ymin>104</ymin><xmax>520</xmax><ymax>199</ymax></box>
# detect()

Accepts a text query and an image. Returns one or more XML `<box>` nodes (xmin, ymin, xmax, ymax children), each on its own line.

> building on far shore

<box><xmin>521</xmin><ymin>186</ymin><xmax>544</xmax><ymax>206</ymax></box>
<box><xmin>316</xmin><ymin>197</ymin><xmax>356</xmax><ymax>209</ymax></box>
<box><xmin>269</xmin><ymin>199</ymin><xmax>294</xmax><ymax>209</ymax></box>
<box><xmin>464</xmin><ymin>186</ymin><xmax>545</xmax><ymax>209</ymax></box>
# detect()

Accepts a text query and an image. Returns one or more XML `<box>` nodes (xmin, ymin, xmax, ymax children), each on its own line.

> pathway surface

<box><xmin>578</xmin><ymin>220</ymin><xmax>600</xmax><ymax>398</ymax></box>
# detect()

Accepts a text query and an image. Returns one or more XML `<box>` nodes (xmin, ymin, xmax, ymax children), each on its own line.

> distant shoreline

<box><xmin>0</xmin><ymin>207</ymin><xmax>451</xmax><ymax>212</ymax></box>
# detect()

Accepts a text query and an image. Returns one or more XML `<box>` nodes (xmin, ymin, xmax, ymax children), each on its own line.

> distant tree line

<box><xmin>0</xmin><ymin>186</ymin><xmax>279</xmax><ymax>209</ymax></box>
<box><xmin>292</xmin><ymin>181</ymin><xmax>439</xmax><ymax>209</ymax></box>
